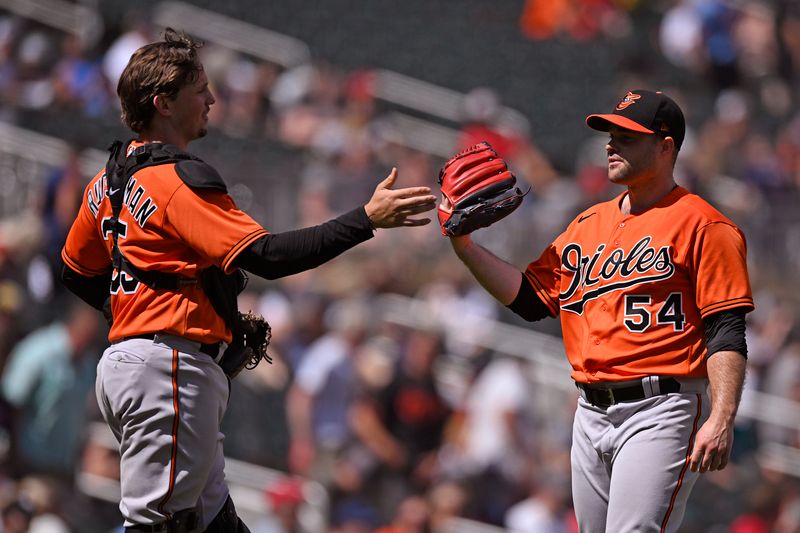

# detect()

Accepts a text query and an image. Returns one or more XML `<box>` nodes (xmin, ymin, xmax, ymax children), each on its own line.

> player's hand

<box><xmin>364</xmin><ymin>168</ymin><xmax>437</xmax><ymax>228</ymax></box>
<box><xmin>689</xmin><ymin>415</ymin><xmax>734</xmax><ymax>473</ymax></box>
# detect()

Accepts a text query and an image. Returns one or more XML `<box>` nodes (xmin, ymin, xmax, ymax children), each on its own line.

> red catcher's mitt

<box><xmin>437</xmin><ymin>141</ymin><xmax>525</xmax><ymax>236</ymax></box>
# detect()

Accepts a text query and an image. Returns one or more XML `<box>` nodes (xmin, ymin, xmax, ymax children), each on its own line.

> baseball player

<box><xmin>442</xmin><ymin>90</ymin><xmax>753</xmax><ymax>532</ymax></box>
<box><xmin>59</xmin><ymin>29</ymin><xmax>436</xmax><ymax>532</ymax></box>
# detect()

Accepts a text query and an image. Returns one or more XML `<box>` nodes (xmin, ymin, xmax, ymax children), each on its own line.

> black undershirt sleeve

<box><xmin>703</xmin><ymin>308</ymin><xmax>748</xmax><ymax>359</ymax></box>
<box><xmin>506</xmin><ymin>274</ymin><xmax>552</xmax><ymax>322</ymax></box>
<box><xmin>232</xmin><ymin>206</ymin><xmax>375</xmax><ymax>279</ymax></box>
<box><xmin>59</xmin><ymin>261</ymin><xmax>111</xmax><ymax>311</ymax></box>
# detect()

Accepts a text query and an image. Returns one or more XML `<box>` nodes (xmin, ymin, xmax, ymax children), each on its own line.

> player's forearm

<box><xmin>233</xmin><ymin>207</ymin><xmax>374</xmax><ymax>279</ymax></box>
<box><xmin>706</xmin><ymin>350</ymin><xmax>746</xmax><ymax>423</ymax></box>
<box><xmin>449</xmin><ymin>235</ymin><xmax>522</xmax><ymax>305</ymax></box>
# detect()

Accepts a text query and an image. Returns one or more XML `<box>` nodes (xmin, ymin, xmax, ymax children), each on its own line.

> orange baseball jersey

<box><xmin>524</xmin><ymin>186</ymin><xmax>753</xmax><ymax>383</ymax></box>
<box><xmin>61</xmin><ymin>142</ymin><xmax>267</xmax><ymax>343</ymax></box>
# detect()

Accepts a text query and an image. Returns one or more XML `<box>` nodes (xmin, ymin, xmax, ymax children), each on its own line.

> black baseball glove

<box><xmin>219</xmin><ymin>311</ymin><xmax>272</xmax><ymax>379</ymax></box>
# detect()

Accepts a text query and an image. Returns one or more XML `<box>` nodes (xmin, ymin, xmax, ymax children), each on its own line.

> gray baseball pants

<box><xmin>95</xmin><ymin>334</ymin><xmax>230</xmax><ymax>529</ymax></box>
<box><xmin>571</xmin><ymin>379</ymin><xmax>709</xmax><ymax>533</ymax></box>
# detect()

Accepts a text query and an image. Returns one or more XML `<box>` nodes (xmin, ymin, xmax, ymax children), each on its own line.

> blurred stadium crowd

<box><xmin>0</xmin><ymin>1</ymin><xmax>800</xmax><ymax>532</ymax></box>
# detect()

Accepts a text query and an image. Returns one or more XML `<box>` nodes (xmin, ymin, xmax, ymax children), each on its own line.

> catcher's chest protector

<box><xmin>103</xmin><ymin>140</ymin><xmax>245</xmax><ymax>329</ymax></box>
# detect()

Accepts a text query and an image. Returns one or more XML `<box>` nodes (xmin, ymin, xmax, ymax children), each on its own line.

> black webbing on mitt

<box><xmin>218</xmin><ymin>311</ymin><xmax>273</xmax><ymax>379</ymax></box>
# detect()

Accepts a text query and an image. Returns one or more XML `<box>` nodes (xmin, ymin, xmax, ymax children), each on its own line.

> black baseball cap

<box><xmin>586</xmin><ymin>90</ymin><xmax>685</xmax><ymax>150</ymax></box>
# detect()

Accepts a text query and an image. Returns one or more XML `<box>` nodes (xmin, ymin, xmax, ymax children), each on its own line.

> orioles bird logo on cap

<box><xmin>616</xmin><ymin>92</ymin><xmax>641</xmax><ymax>111</ymax></box>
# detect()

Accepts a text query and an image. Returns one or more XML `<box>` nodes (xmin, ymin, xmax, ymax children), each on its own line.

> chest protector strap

<box><xmin>105</xmin><ymin>140</ymin><xmax>200</xmax><ymax>291</ymax></box>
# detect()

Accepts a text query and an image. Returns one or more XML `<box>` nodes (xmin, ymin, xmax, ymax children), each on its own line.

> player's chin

<box><xmin>607</xmin><ymin>167</ymin><xmax>629</xmax><ymax>184</ymax></box>
<box><xmin>197</xmin><ymin>127</ymin><xmax>209</xmax><ymax>138</ymax></box>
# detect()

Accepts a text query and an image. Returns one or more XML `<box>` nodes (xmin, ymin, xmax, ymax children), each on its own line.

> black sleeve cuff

<box><xmin>342</xmin><ymin>206</ymin><xmax>376</xmax><ymax>237</ymax></box>
<box><xmin>704</xmin><ymin>308</ymin><xmax>748</xmax><ymax>359</ymax></box>
<box><xmin>506</xmin><ymin>274</ymin><xmax>551</xmax><ymax>322</ymax></box>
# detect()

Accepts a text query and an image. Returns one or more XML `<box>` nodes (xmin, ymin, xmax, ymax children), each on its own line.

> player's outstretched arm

<box><xmin>689</xmin><ymin>350</ymin><xmax>746</xmax><ymax>473</ymax></box>
<box><xmin>364</xmin><ymin>168</ymin><xmax>437</xmax><ymax>228</ymax></box>
<box><xmin>233</xmin><ymin>168</ymin><xmax>434</xmax><ymax>280</ymax></box>
<box><xmin>450</xmin><ymin>235</ymin><xmax>523</xmax><ymax>306</ymax></box>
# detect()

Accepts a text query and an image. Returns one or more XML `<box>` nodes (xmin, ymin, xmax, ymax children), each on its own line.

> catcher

<box><xmin>60</xmin><ymin>29</ymin><xmax>435</xmax><ymax>532</ymax></box>
<box><xmin>440</xmin><ymin>91</ymin><xmax>752</xmax><ymax>532</ymax></box>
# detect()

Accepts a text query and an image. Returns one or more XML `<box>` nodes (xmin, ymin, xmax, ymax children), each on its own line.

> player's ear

<box><xmin>153</xmin><ymin>94</ymin><xmax>172</xmax><ymax>117</ymax></box>
<box><xmin>661</xmin><ymin>136</ymin><xmax>680</xmax><ymax>166</ymax></box>
<box><xmin>661</xmin><ymin>136</ymin><xmax>676</xmax><ymax>157</ymax></box>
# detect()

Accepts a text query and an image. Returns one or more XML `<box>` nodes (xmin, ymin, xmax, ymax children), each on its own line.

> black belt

<box><xmin>124</xmin><ymin>333</ymin><xmax>221</xmax><ymax>358</ymax></box>
<box><xmin>576</xmin><ymin>377</ymin><xmax>681</xmax><ymax>408</ymax></box>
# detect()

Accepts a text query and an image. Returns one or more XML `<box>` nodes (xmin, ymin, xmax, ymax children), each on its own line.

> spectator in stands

<box><xmin>458</xmin><ymin>87</ymin><xmax>557</xmax><ymax>187</ymax></box>
<box><xmin>275</xmin><ymin>62</ymin><xmax>343</xmax><ymax>148</ymax></box>
<box><xmin>659</xmin><ymin>0</ymin><xmax>705</xmax><ymax>74</ymax></box>
<box><xmin>286</xmin><ymin>298</ymin><xmax>371</xmax><ymax>483</ymax></box>
<box><xmin>438</xmin><ymin>353</ymin><xmax>532</xmax><ymax>525</ymax></box>
<box><xmin>695</xmin><ymin>2</ymin><xmax>739</xmax><ymax>88</ymax></box>
<box><xmin>0</xmin><ymin>300</ymin><xmax>100</xmax><ymax>478</ymax></box>
<box><xmin>348</xmin><ymin>328</ymin><xmax>450</xmax><ymax>518</ymax></box>
<box><xmin>101</xmin><ymin>14</ymin><xmax>151</xmax><ymax>89</ymax></box>
<box><xmin>218</xmin><ymin>57</ymin><xmax>266</xmax><ymax>139</ymax></box>
<box><xmin>267</xmin><ymin>288</ymin><xmax>329</xmax><ymax>372</ymax></box>
<box><xmin>458</xmin><ymin>88</ymin><xmax>522</xmax><ymax>154</ymax></box>
<box><xmin>10</xmin><ymin>27</ymin><xmax>57</xmax><ymax>110</ymax></box>
<box><xmin>313</xmin><ymin>70</ymin><xmax>381</xmax><ymax>213</ymax></box>
<box><xmin>51</xmin><ymin>34</ymin><xmax>110</xmax><ymax>116</ymax></box>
